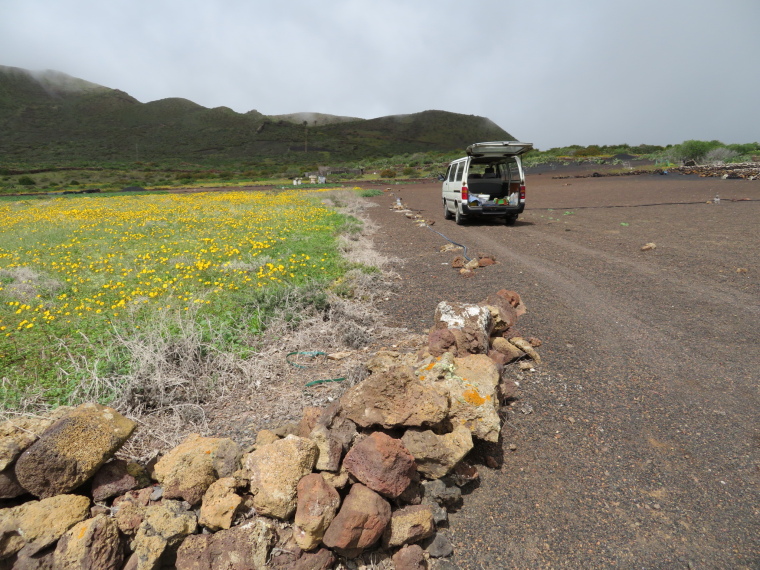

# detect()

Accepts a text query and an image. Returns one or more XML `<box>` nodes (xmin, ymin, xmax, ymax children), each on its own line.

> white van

<box><xmin>442</xmin><ymin>141</ymin><xmax>533</xmax><ymax>225</ymax></box>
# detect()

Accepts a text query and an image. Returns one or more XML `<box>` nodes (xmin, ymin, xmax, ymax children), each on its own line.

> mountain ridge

<box><xmin>0</xmin><ymin>66</ymin><xmax>514</xmax><ymax>164</ymax></box>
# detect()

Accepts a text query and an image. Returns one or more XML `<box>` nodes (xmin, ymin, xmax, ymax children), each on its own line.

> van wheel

<box><xmin>506</xmin><ymin>214</ymin><xmax>518</xmax><ymax>226</ymax></box>
<box><xmin>455</xmin><ymin>206</ymin><xmax>465</xmax><ymax>225</ymax></box>
<box><xmin>443</xmin><ymin>200</ymin><xmax>453</xmax><ymax>220</ymax></box>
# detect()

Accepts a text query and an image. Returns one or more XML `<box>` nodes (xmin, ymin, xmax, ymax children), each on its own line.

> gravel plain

<box><xmin>364</xmin><ymin>169</ymin><xmax>759</xmax><ymax>569</ymax></box>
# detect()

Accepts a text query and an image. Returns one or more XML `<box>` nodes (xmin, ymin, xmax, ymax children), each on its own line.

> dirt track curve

<box><xmin>364</xmin><ymin>170</ymin><xmax>759</xmax><ymax>569</ymax></box>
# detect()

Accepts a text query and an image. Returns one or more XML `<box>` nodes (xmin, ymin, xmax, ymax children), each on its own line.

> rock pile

<box><xmin>0</xmin><ymin>290</ymin><xmax>538</xmax><ymax>569</ymax></box>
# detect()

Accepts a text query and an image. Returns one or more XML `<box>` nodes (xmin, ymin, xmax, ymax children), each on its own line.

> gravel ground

<box><xmin>362</xmin><ymin>170</ymin><xmax>759</xmax><ymax>569</ymax></box>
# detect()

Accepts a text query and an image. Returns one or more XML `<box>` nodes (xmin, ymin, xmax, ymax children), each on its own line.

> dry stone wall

<box><xmin>0</xmin><ymin>290</ymin><xmax>541</xmax><ymax>570</ymax></box>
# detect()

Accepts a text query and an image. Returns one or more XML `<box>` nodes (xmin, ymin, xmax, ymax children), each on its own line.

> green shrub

<box><xmin>379</xmin><ymin>169</ymin><xmax>396</xmax><ymax>178</ymax></box>
<box><xmin>18</xmin><ymin>176</ymin><xmax>35</xmax><ymax>186</ymax></box>
<box><xmin>402</xmin><ymin>167</ymin><xmax>416</xmax><ymax>176</ymax></box>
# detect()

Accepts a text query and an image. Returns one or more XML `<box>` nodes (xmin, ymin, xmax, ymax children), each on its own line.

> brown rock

<box><xmin>175</xmin><ymin>518</ymin><xmax>277</xmax><ymax>570</ymax></box>
<box><xmin>113</xmin><ymin>487</ymin><xmax>155</xmax><ymax>536</ymax></box>
<box><xmin>53</xmin><ymin>514</ymin><xmax>124</xmax><ymax>570</ymax></box>
<box><xmin>343</xmin><ymin>432</ymin><xmax>416</xmax><ymax>499</ymax></box>
<box><xmin>451</xmin><ymin>255</ymin><xmax>465</xmax><ymax>268</ymax></box>
<box><xmin>322</xmin><ymin>483</ymin><xmax>391</xmax><ymax>558</ymax></box>
<box><xmin>297</xmin><ymin>407</ymin><xmax>324</xmax><ymax>438</ymax></box>
<box><xmin>383</xmin><ymin>504</ymin><xmax>436</xmax><ymax>548</ymax></box>
<box><xmin>496</xmin><ymin>288</ymin><xmax>526</xmax><ymax>316</ymax></box>
<box><xmin>0</xmin><ymin>494</ymin><xmax>90</xmax><ymax>559</ymax></box>
<box><xmin>245</xmin><ymin>435</ymin><xmax>318</xmax><ymax>520</ymax></box>
<box><xmin>291</xmin><ymin>547</ymin><xmax>336</xmax><ymax>570</ymax></box>
<box><xmin>0</xmin><ymin>466</ymin><xmax>26</xmax><ymax>499</ymax></box>
<box><xmin>91</xmin><ymin>458</ymin><xmax>149</xmax><ymax>502</ymax></box>
<box><xmin>392</xmin><ymin>544</ymin><xmax>427</xmax><ymax>570</ymax></box>
<box><xmin>293</xmin><ymin>474</ymin><xmax>341</xmax><ymax>551</ymax></box>
<box><xmin>153</xmin><ymin>434</ymin><xmax>241</xmax><ymax>506</ymax></box>
<box><xmin>198</xmin><ymin>476</ymin><xmax>244</xmax><ymax>531</ymax></box>
<box><xmin>427</xmin><ymin>327</ymin><xmax>457</xmax><ymax>357</ymax></box>
<box><xmin>490</xmin><ymin>336</ymin><xmax>524</xmax><ymax>361</ymax></box>
<box><xmin>401</xmin><ymin>426</ymin><xmax>474</xmax><ymax>479</ymax></box>
<box><xmin>253</xmin><ymin>429</ymin><xmax>279</xmax><ymax>450</ymax></box>
<box><xmin>14</xmin><ymin>403</ymin><xmax>136</xmax><ymax>498</ymax></box>
<box><xmin>339</xmin><ymin>365</ymin><xmax>448</xmax><ymax>430</ymax></box>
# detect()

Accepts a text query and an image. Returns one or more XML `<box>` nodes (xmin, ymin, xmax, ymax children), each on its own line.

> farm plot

<box><xmin>0</xmin><ymin>188</ymin><xmax>353</xmax><ymax>406</ymax></box>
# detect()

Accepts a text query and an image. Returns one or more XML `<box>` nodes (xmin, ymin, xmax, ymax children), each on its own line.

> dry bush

<box><xmin>0</xmin><ymin>267</ymin><xmax>64</xmax><ymax>302</ymax></box>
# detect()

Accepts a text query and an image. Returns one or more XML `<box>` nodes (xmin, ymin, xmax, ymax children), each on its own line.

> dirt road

<box><xmin>364</xmin><ymin>172</ymin><xmax>759</xmax><ymax>569</ymax></box>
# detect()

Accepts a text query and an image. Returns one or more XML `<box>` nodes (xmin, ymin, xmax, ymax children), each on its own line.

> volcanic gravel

<box><xmin>362</xmin><ymin>169</ymin><xmax>759</xmax><ymax>569</ymax></box>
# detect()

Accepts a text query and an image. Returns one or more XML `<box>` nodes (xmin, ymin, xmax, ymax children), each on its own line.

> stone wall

<box><xmin>0</xmin><ymin>290</ymin><xmax>540</xmax><ymax>570</ymax></box>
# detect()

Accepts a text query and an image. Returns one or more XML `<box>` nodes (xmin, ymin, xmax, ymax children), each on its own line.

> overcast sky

<box><xmin>2</xmin><ymin>0</ymin><xmax>758</xmax><ymax>149</ymax></box>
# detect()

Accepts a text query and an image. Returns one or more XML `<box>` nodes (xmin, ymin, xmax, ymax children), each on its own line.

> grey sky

<box><xmin>2</xmin><ymin>0</ymin><xmax>758</xmax><ymax>149</ymax></box>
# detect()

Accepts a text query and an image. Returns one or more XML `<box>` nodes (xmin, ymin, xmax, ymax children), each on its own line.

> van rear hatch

<box><xmin>466</xmin><ymin>141</ymin><xmax>533</xmax><ymax>157</ymax></box>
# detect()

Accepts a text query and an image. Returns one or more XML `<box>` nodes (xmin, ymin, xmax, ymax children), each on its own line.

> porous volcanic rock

<box><xmin>421</xmin><ymin>353</ymin><xmax>501</xmax><ymax>442</ymax></box>
<box><xmin>198</xmin><ymin>476</ymin><xmax>245</xmax><ymax>531</ymax></box>
<box><xmin>0</xmin><ymin>494</ymin><xmax>90</xmax><ymax>559</ymax></box>
<box><xmin>401</xmin><ymin>425</ymin><xmax>474</xmax><ymax>479</ymax></box>
<box><xmin>293</xmin><ymin>473</ymin><xmax>341</xmax><ymax>551</ymax></box>
<box><xmin>53</xmin><ymin>513</ymin><xmax>124</xmax><ymax>570</ymax></box>
<box><xmin>91</xmin><ymin>458</ymin><xmax>150</xmax><ymax>502</ymax></box>
<box><xmin>245</xmin><ymin>434</ymin><xmax>318</xmax><ymax>520</ymax></box>
<box><xmin>342</xmin><ymin>432</ymin><xmax>417</xmax><ymax>499</ymax></box>
<box><xmin>14</xmin><ymin>403</ymin><xmax>136</xmax><ymax>498</ymax></box>
<box><xmin>321</xmin><ymin>483</ymin><xmax>391</xmax><ymax>558</ymax></box>
<box><xmin>433</xmin><ymin>301</ymin><xmax>492</xmax><ymax>354</ymax></box>
<box><xmin>129</xmin><ymin>499</ymin><xmax>197</xmax><ymax>570</ymax></box>
<box><xmin>0</xmin><ymin>407</ymin><xmax>72</xmax><ymax>471</ymax></box>
<box><xmin>339</xmin><ymin>364</ymin><xmax>448</xmax><ymax>429</ymax></box>
<box><xmin>383</xmin><ymin>504</ymin><xmax>436</xmax><ymax>548</ymax></box>
<box><xmin>392</xmin><ymin>544</ymin><xmax>427</xmax><ymax>570</ymax></box>
<box><xmin>153</xmin><ymin>434</ymin><xmax>241</xmax><ymax>506</ymax></box>
<box><xmin>174</xmin><ymin>518</ymin><xmax>278</xmax><ymax>570</ymax></box>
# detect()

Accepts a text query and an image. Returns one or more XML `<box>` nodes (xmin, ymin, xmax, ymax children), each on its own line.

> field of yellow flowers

<box><xmin>0</xmin><ymin>188</ymin><xmax>352</xmax><ymax>405</ymax></box>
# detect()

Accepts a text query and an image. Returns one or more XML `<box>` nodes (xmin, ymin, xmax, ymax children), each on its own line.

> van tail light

<box><xmin>461</xmin><ymin>185</ymin><xmax>468</xmax><ymax>200</ymax></box>
<box><xmin>519</xmin><ymin>185</ymin><xmax>526</xmax><ymax>201</ymax></box>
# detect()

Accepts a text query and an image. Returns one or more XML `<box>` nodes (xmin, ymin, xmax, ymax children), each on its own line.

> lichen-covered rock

<box><xmin>153</xmin><ymin>434</ymin><xmax>241</xmax><ymax>506</ymax></box>
<box><xmin>293</xmin><ymin>473</ymin><xmax>341</xmax><ymax>551</ymax></box>
<box><xmin>174</xmin><ymin>518</ymin><xmax>277</xmax><ymax>570</ymax></box>
<box><xmin>198</xmin><ymin>476</ymin><xmax>244</xmax><ymax>531</ymax></box>
<box><xmin>0</xmin><ymin>494</ymin><xmax>90</xmax><ymax>559</ymax></box>
<box><xmin>343</xmin><ymin>432</ymin><xmax>416</xmax><ymax>499</ymax></box>
<box><xmin>383</xmin><ymin>504</ymin><xmax>436</xmax><ymax>548</ymax></box>
<box><xmin>113</xmin><ymin>487</ymin><xmax>155</xmax><ymax>537</ymax></box>
<box><xmin>14</xmin><ymin>404</ymin><xmax>136</xmax><ymax>498</ymax></box>
<box><xmin>130</xmin><ymin>500</ymin><xmax>197</xmax><ymax>570</ymax></box>
<box><xmin>0</xmin><ymin>407</ymin><xmax>72</xmax><ymax>471</ymax></box>
<box><xmin>309</xmin><ymin>425</ymin><xmax>343</xmax><ymax>472</ymax></box>
<box><xmin>433</xmin><ymin>302</ymin><xmax>492</xmax><ymax>354</ymax></box>
<box><xmin>401</xmin><ymin>425</ymin><xmax>473</xmax><ymax>479</ymax></box>
<box><xmin>322</xmin><ymin>483</ymin><xmax>391</xmax><ymax>558</ymax></box>
<box><xmin>245</xmin><ymin>435</ymin><xmax>318</xmax><ymax>520</ymax></box>
<box><xmin>339</xmin><ymin>364</ymin><xmax>448</xmax><ymax>429</ymax></box>
<box><xmin>53</xmin><ymin>514</ymin><xmax>124</xmax><ymax>570</ymax></box>
<box><xmin>421</xmin><ymin>353</ymin><xmax>501</xmax><ymax>442</ymax></box>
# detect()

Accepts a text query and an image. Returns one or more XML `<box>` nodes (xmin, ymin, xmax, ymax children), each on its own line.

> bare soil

<box><xmin>362</xmin><ymin>171</ymin><xmax>760</xmax><ymax>569</ymax></box>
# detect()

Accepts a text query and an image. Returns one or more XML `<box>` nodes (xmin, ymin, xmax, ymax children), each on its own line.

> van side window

<box><xmin>447</xmin><ymin>164</ymin><xmax>456</xmax><ymax>182</ymax></box>
<box><xmin>455</xmin><ymin>162</ymin><xmax>464</xmax><ymax>182</ymax></box>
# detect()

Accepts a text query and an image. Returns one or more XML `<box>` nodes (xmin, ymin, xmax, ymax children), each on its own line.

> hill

<box><xmin>0</xmin><ymin>66</ymin><xmax>513</xmax><ymax>165</ymax></box>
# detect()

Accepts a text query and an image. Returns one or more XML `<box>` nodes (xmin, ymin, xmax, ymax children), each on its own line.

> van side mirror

<box><xmin>437</xmin><ymin>173</ymin><xmax>445</xmax><ymax>181</ymax></box>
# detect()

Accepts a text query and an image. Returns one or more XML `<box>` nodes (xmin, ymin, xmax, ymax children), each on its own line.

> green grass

<box><xmin>0</xmin><ymin>187</ymin><xmax>357</xmax><ymax>407</ymax></box>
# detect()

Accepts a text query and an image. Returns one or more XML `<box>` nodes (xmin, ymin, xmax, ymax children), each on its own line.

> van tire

<box><xmin>443</xmin><ymin>200</ymin><xmax>453</xmax><ymax>220</ymax></box>
<box><xmin>506</xmin><ymin>214</ymin><xmax>518</xmax><ymax>226</ymax></box>
<box><xmin>455</xmin><ymin>206</ymin><xmax>465</xmax><ymax>225</ymax></box>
